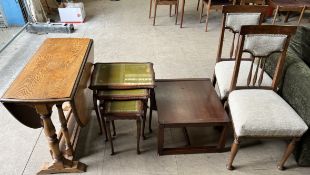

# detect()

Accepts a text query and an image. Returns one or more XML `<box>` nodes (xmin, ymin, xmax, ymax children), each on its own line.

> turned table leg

<box><xmin>56</xmin><ymin>104</ymin><xmax>73</xmax><ymax>157</ymax></box>
<box><xmin>36</xmin><ymin>104</ymin><xmax>87</xmax><ymax>174</ymax></box>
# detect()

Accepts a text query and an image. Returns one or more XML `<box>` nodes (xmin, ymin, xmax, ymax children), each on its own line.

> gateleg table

<box><xmin>1</xmin><ymin>38</ymin><xmax>94</xmax><ymax>174</ymax></box>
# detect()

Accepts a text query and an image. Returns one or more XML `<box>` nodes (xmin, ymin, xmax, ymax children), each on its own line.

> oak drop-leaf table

<box><xmin>1</xmin><ymin>38</ymin><xmax>94</xmax><ymax>174</ymax></box>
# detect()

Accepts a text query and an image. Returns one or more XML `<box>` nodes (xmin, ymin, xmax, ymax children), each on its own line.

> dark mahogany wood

<box><xmin>155</xmin><ymin>79</ymin><xmax>231</xmax><ymax>155</ymax></box>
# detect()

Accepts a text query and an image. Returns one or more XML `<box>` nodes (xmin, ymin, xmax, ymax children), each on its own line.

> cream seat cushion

<box><xmin>215</xmin><ymin>61</ymin><xmax>273</xmax><ymax>99</ymax></box>
<box><xmin>228</xmin><ymin>89</ymin><xmax>308</xmax><ymax>137</ymax></box>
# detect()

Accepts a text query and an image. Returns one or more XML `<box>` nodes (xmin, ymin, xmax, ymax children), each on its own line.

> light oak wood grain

<box><xmin>2</xmin><ymin>38</ymin><xmax>92</xmax><ymax>101</ymax></box>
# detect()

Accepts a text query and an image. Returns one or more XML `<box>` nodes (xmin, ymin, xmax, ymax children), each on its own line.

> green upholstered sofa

<box><xmin>265</xmin><ymin>26</ymin><xmax>310</xmax><ymax>166</ymax></box>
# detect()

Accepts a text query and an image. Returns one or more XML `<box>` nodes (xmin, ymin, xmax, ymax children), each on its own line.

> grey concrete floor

<box><xmin>0</xmin><ymin>0</ymin><xmax>310</xmax><ymax>174</ymax></box>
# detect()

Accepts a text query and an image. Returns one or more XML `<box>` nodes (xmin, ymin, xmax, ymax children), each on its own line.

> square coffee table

<box><xmin>155</xmin><ymin>79</ymin><xmax>231</xmax><ymax>155</ymax></box>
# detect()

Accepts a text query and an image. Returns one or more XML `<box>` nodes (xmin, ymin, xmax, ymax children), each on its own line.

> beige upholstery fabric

<box><xmin>229</xmin><ymin>89</ymin><xmax>308</xmax><ymax>137</ymax></box>
<box><xmin>215</xmin><ymin>61</ymin><xmax>272</xmax><ymax>99</ymax></box>
<box><xmin>226</xmin><ymin>13</ymin><xmax>261</xmax><ymax>33</ymax></box>
<box><xmin>244</xmin><ymin>34</ymin><xmax>287</xmax><ymax>57</ymax></box>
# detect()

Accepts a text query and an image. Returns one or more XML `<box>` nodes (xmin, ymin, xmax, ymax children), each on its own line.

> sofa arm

<box><xmin>282</xmin><ymin>61</ymin><xmax>310</xmax><ymax>166</ymax></box>
<box><xmin>282</xmin><ymin>61</ymin><xmax>310</xmax><ymax>125</ymax></box>
<box><xmin>265</xmin><ymin>53</ymin><xmax>302</xmax><ymax>91</ymax></box>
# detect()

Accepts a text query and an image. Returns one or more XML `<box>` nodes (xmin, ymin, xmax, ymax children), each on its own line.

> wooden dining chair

<box><xmin>150</xmin><ymin>0</ymin><xmax>179</xmax><ymax>26</ymax></box>
<box><xmin>200</xmin><ymin>0</ymin><xmax>236</xmax><ymax>32</ymax></box>
<box><xmin>212</xmin><ymin>5</ymin><xmax>269</xmax><ymax>102</ymax></box>
<box><xmin>269</xmin><ymin>0</ymin><xmax>307</xmax><ymax>26</ymax></box>
<box><xmin>226</xmin><ymin>25</ymin><xmax>308</xmax><ymax>170</ymax></box>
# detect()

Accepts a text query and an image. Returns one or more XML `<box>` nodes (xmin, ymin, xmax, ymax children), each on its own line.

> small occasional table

<box><xmin>155</xmin><ymin>79</ymin><xmax>231</xmax><ymax>155</ymax></box>
<box><xmin>89</xmin><ymin>62</ymin><xmax>157</xmax><ymax>137</ymax></box>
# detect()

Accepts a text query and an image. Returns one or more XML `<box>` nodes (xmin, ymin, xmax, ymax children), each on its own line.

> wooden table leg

<box><xmin>217</xmin><ymin>125</ymin><xmax>228</xmax><ymax>150</ymax></box>
<box><xmin>36</xmin><ymin>104</ymin><xmax>87</xmax><ymax>174</ymax></box>
<box><xmin>56</xmin><ymin>104</ymin><xmax>73</xmax><ymax>158</ymax></box>
<box><xmin>180</xmin><ymin>0</ymin><xmax>185</xmax><ymax>28</ymax></box>
<box><xmin>149</xmin><ymin>88</ymin><xmax>157</xmax><ymax>133</ymax></box>
<box><xmin>182</xmin><ymin>127</ymin><xmax>191</xmax><ymax>146</ymax></box>
<box><xmin>93</xmin><ymin>91</ymin><xmax>103</xmax><ymax>135</ymax></box>
<box><xmin>158</xmin><ymin>124</ymin><xmax>164</xmax><ymax>155</ymax></box>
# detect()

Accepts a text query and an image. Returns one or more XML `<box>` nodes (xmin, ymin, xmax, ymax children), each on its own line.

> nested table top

<box><xmin>156</xmin><ymin>79</ymin><xmax>230</xmax><ymax>126</ymax></box>
<box><xmin>1</xmin><ymin>38</ymin><xmax>93</xmax><ymax>102</ymax></box>
<box><xmin>90</xmin><ymin>62</ymin><xmax>155</xmax><ymax>90</ymax></box>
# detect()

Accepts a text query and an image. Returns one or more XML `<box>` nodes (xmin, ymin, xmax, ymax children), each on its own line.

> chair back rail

<box><xmin>217</xmin><ymin>5</ymin><xmax>269</xmax><ymax>62</ymax></box>
<box><xmin>230</xmin><ymin>25</ymin><xmax>296</xmax><ymax>92</ymax></box>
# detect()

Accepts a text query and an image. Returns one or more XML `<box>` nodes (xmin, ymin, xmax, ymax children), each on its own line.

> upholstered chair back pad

<box><xmin>230</xmin><ymin>25</ymin><xmax>295</xmax><ymax>92</ymax></box>
<box><xmin>217</xmin><ymin>5</ymin><xmax>269</xmax><ymax>60</ymax></box>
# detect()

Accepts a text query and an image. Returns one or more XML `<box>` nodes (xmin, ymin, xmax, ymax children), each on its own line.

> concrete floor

<box><xmin>0</xmin><ymin>0</ymin><xmax>310</xmax><ymax>174</ymax></box>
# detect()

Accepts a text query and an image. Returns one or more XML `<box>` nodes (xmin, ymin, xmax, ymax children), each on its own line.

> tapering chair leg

<box><xmin>200</xmin><ymin>2</ymin><xmax>204</xmax><ymax>23</ymax></box>
<box><xmin>205</xmin><ymin>2</ymin><xmax>211</xmax><ymax>32</ymax></box>
<box><xmin>175</xmin><ymin>4</ymin><xmax>177</xmax><ymax>15</ymax></box>
<box><xmin>272</xmin><ymin>6</ymin><xmax>279</xmax><ymax>25</ymax></box>
<box><xmin>170</xmin><ymin>5</ymin><xmax>172</xmax><ymax>17</ymax></box>
<box><xmin>106</xmin><ymin>119</ymin><xmax>115</xmax><ymax>155</ymax></box>
<box><xmin>227</xmin><ymin>138</ymin><xmax>239</xmax><ymax>170</ymax></box>
<box><xmin>136</xmin><ymin>118</ymin><xmax>142</xmax><ymax>154</ymax></box>
<box><xmin>112</xmin><ymin>120</ymin><xmax>116</xmax><ymax>136</ymax></box>
<box><xmin>175</xmin><ymin>1</ymin><xmax>179</xmax><ymax>25</ymax></box>
<box><xmin>196</xmin><ymin>0</ymin><xmax>200</xmax><ymax>11</ymax></box>
<box><xmin>277</xmin><ymin>138</ymin><xmax>298</xmax><ymax>170</ymax></box>
<box><xmin>149</xmin><ymin>0</ymin><xmax>153</xmax><ymax>18</ymax></box>
<box><xmin>297</xmin><ymin>6</ymin><xmax>306</xmax><ymax>26</ymax></box>
<box><xmin>153</xmin><ymin>3</ymin><xmax>158</xmax><ymax>26</ymax></box>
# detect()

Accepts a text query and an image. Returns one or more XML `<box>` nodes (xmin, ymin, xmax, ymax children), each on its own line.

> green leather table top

<box><xmin>105</xmin><ymin>100</ymin><xmax>143</xmax><ymax>114</ymax></box>
<box><xmin>98</xmin><ymin>89</ymin><xmax>149</xmax><ymax>100</ymax></box>
<box><xmin>90</xmin><ymin>62</ymin><xmax>155</xmax><ymax>90</ymax></box>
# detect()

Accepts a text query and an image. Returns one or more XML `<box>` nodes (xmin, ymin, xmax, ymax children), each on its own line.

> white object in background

<box><xmin>58</xmin><ymin>2</ymin><xmax>86</xmax><ymax>23</ymax></box>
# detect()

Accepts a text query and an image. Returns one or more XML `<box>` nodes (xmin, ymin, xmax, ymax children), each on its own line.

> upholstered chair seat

<box><xmin>229</xmin><ymin>89</ymin><xmax>308</xmax><ymax>137</ymax></box>
<box><xmin>215</xmin><ymin>61</ymin><xmax>272</xmax><ymax>99</ymax></box>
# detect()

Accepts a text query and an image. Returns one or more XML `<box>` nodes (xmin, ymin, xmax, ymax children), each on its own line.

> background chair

<box><xmin>226</xmin><ymin>25</ymin><xmax>308</xmax><ymax>170</ymax></box>
<box><xmin>150</xmin><ymin>0</ymin><xmax>179</xmax><ymax>26</ymax></box>
<box><xmin>200</xmin><ymin>0</ymin><xmax>236</xmax><ymax>32</ymax></box>
<box><xmin>212</xmin><ymin>5</ymin><xmax>269</xmax><ymax>102</ymax></box>
<box><xmin>269</xmin><ymin>0</ymin><xmax>306</xmax><ymax>25</ymax></box>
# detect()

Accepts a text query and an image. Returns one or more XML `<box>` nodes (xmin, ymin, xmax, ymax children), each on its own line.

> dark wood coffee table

<box><xmin>155</xmin><ymin>79</ymin><xmax>231</xmax><ymax>155</ymax></box>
